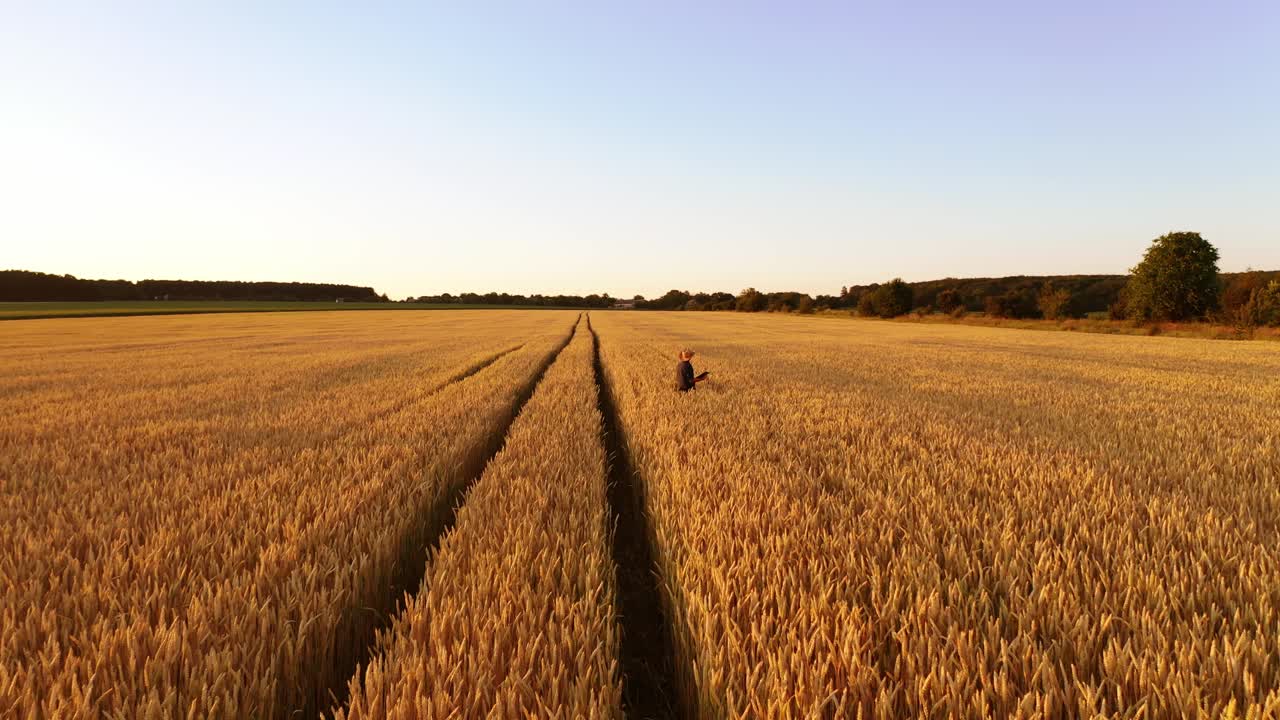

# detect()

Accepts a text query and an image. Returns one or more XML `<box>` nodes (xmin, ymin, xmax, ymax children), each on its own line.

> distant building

<box><xmin>611</xmin><ymin>300</ymin><xmax>636</xmax><ymax>310</ymax></box>
<box><xmin>335</xmin><ymin>298</ymin><xmax>345</xmax><ymax>303</ymax></box>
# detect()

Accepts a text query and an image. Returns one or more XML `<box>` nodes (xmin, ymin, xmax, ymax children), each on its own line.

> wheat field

<box><xmin>337</xmin><ymin>315</ymin><xmax>623</xmax><ymax>720</ymax></box>
<box><xmin>0</xmin><ymin>311</ymin><xmax>578</xmax><ymax>718</ymax></box>
<box><xmin>592</xmin><ymin>311</ymin><xmax>1280</xmax><ymax>719</ymax></box>
<box><xmin>2</xmin><ymin>309</ymin><xmax>1278</xmax><ymax>719</ymax></box>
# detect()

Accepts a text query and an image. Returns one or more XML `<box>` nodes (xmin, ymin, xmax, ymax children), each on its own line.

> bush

<box><xmin>1125</xmin><ymin>231</ymin><xmax>1221</xmax><ymax>321</ymax></box>
<box><xmin>856</xmin><ymin>294</ymin><xmax>876</xmax><ymax>317</ymax></box>
<box><xmin>1037</xmin><ymin>283</ymin><xmax>1073</xmax><ymax>320</ymax></box>
<box><xmin>1230</xmin><ymin>280</ymin><xmax>1280</xmax><ymax>333</ymax></box>
<box><xmin>1260</xmin><ymin>282</ymin><xmax>1280</xmax><ymax>326</ymax></box>
<box><xmin>936</xmin><ymin>288</ymin><xmax>963</xmax><ymax>314</ymax></box>
<box><xmin>1222</xmin><ymin>272</ymin><xmax>1265</xmax><ymax>316</ymax></box>
<box><xmin>985</xmin><ymin>289</ymin><xmax>1037</xmax><ymax>319</ymax></box>
<box><xmin>1220</xmin><ymin>272</ymin><xmax>1280</xmax><ymax>327</ymax></box>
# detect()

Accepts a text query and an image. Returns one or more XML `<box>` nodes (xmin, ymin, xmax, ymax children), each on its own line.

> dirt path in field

<box><xmin>588</xmin><ymin>313</ymin><xmax>685</xmax><ymax>720</ymax></box>
<box><xmin>317</xmin><ymin>316</ymin><xmax>580</xmax><ymax>719</ymax></box>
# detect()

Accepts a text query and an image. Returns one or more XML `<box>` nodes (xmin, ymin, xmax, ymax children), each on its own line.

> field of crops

<box><xmin>0</xmin><ymin>311</ymin><xmax>581</xmax><ymax>717</ymax></box>
<box><xmin>593</xmin><ymin>312</ymin><xmax>1280</xmax><ymax>719</ymax></box>
<box><xmin>2</xmin><ymin>310</ymin><xmax>1278</xmax><ymax>718</ymax></box>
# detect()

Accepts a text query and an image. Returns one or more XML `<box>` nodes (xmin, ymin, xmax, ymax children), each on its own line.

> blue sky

<box><xmin>2</xmin><ymin>1</ymin><xmax>1276</xmax><ymax>299</ymax></box>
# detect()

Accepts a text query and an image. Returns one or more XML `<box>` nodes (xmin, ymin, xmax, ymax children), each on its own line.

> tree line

<box><xmin>634</xmin><ymin>232</ymin><xmax>1280</xmax><ymax>331</ymax></box>
<box><xmin>1</xmin><ymin>270</ymin><xmax>388</xmax><ymax>303</ymax></box>
<box><xmin>404</xmin><ymin>292</ymin><xmax>617</xmax><ymax>308</ymax></box>
<box><xmin>7</xmin><ymin>231</ymin><xmax>1277</xmax><ymax>330</ymax></box>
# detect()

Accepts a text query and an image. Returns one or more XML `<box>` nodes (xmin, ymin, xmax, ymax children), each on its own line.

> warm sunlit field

<box><xmin>2</xmin><ymin>310</ymin><xmax>1278</xmax><ymax>719</ymax></box>
<box><xmin>593</xmin><ymin>312</ymin><xmax>1280</xmax><ymax>719</ymax></box>
<box><xmin>0</xmin><ymin>310</ymin><xmax>581</xmax><ymax>718</ymax></box>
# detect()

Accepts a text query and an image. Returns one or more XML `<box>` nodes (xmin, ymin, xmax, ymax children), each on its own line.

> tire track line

<box><xmin>318</xmin><ymin>314</ymin><xmax>581</xmax><ymax>719</ymax></box>
<box><xmin>587</xmin><ymin>312</ymin><xmax>685</xmax><ymax>720</ymax></box>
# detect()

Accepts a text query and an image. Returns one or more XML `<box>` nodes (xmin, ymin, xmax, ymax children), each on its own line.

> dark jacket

<box><xmin>676</xmin><ymin>359</ymin><xmax>695</xmax><ymax>392</ymax></box>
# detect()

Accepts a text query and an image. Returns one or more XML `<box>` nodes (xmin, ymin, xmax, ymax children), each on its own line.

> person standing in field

<box><xmin>675</xmin><ymin>349</ymin><xmax>709</xmax><ymax>392</ymax></box>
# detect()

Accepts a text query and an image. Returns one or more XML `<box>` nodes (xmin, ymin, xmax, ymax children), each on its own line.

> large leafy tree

<box><xmin>1125</xmin><ymin>231</ymin><xmax>1221</xmax><ymax>321</ymax></box>
<box><xmin>735</xmin><ymin>287</ymin><xmax>767</xmax><ymax>312</ymax></box>
<box><xmin>870</xmin><ymin>278</ymin><xmax>914</xmax><ymax>318</ymax></box>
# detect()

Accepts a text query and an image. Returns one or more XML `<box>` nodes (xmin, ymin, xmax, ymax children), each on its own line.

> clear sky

<box><xmin>2</xmin><ymin>1</ymin><xmax>1277</xmax><ymax>300</ymax></box>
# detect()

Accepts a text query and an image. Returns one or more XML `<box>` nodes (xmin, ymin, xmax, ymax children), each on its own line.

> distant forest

<box><xmin>408</xmin><ymin>280</ymin><xmax>1131</xmax><ymax>315</ymax></box>
<box><xmin>842</xmin><ymin>274</ymin><xmax>1129</xmax><ymax>315</ymax></box>
<box><xmin>7</xmin><ymin>267</ymin><xmax>1278</xmax><ymax>325</ymax></box>
<box><xmin>407</xmin><ymin>292</ymin><xmax>617</xmax><ymax>308</ymax></box>
<box><xmin>1</xmin><ymin>270</ymin><xmax>388</xmax><ymax>303</ymax></box>
<box><xmin>637</xmin><ymin>270</ymin><xmax>1279</xmax><ymax>321</ymax></box>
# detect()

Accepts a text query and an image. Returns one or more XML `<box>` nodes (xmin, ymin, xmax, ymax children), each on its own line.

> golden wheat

<box><xmin>592</xmin><ymin>311</ymin><xmax>1280</xmax><ymax>719</ymax></box>
<box><xmin>6</xmin><ymin>308</ymin><xmax>1278</xmax><ymax>719</ymax></box>
<box><xmin>0</xmin><ymin>310</ymin><xmax>579</xmax><ymax>719</ymax></box>
<box><xmin>336</xmin><ymin>316</ymin><xmax>622</xmax><ymax>719</ymax></box>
